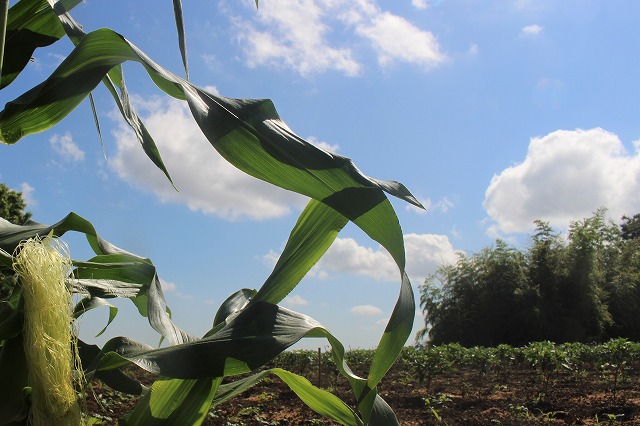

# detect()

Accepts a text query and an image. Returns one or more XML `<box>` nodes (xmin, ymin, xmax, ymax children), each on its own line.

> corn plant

<box><xmin>560</xmin><ymin>341</ymin><xmax>595</xmax><ymax>382</ymax></box>
<box><xmin>523</xmin><ymin>341</ymin><xmax>564</xmax><ymax>397</ymax></box>
<box><xmin>400</xmin><ymin>346</ymin><xmax>452</xmax><ymax>392</ymax></box>
<box><xmin>0</xmin><ymin>1</ymin><xmax>424</xmax><ymax>425</ymax></box>
<box><xmin>597</xmin><ymin>338</ymin><xmax>635</xmax><ymax>403</ymax></box>
<box><xmin>493</xmin><ymin>343</ymin><xmax>516</xmax><ymax>384</ymax></box>
<box><xmin>464</xmin><ymin>346</ymin><xmax>497</xmax><ymax>383</ymax></box>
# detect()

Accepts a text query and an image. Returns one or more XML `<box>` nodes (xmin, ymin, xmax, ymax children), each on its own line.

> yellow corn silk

<box><xmin>13</xmin><ymin>235</ymin><xmax>83</xmax><ymax>426</ymax></box>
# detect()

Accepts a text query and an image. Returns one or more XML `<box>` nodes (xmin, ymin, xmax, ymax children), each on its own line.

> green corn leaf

<box><xmin>272</xmin><ymin>368</ymin><xmax>363</xmax><ymax>426</ymax></box>
<box><xmin>0</xmin><ymin>334</ymin><xmax>29</xmax><ymax>424</ymax></box>
<box><xmin>78</xmin><ymin>339</ymin><xmax>147</xmax><ymax>396</ymax></box>
<box><xmin>0</xmin><ymin>213</ymin><xmax>194</xmax><ymax>345</ymax></box>
<box><xmin>1</xmin><ymin>8</ymin><xmax>421</xmax><ymax>423</ymax></box>
<box><xmin>212</xmin><ymin>368</ymin><xmax>363</xmax><ymax>426</ymax></box>
<box><xmin>171</xmin><ymin>0</ymin><xmax>188</xmax><ymax>79</ymax></box>
<box><xmin>253</xmin><ymin>199</ymin><xmax>348</xmax><ymax>305</ymax></box>
<box><xmin>0</xmin><ymin>0</ymin><xmax>84</xmax><ymax>89</ymax></box>
<box><xmin>90</xmin><ymin>302</ymin><xmax>325</xmax><ymax>379</ymax></box>
<box><xmin>121</xmin><ymin>377</ymin><xmax>221</xmax><ymax>426</ymax></box>
<box><xmin>210</xmin><ymin>288</ymin><xmax>255</xmax><ymax>329</ymax></box>
<box><xmin>0</xmin><ymin>299</ymin><xmax>22</xmax><ymax>340</ymax></box>
<box><xmin>368</xmin><ymin>272</ymin><xmax>415</xmax><ymax>388</ymax></box>
<box><xmin>83</xmin><ymin>301</ymin><xmax>399</xmax><ymax>423</ymax></box>
<box><xmin>72</xmin><ymin>296</ymin><xmax>118</xmax><ymax>337</ymax></box>
<box><xmin>1</xmin><ymin>0</ymin><xmax>62</xmax><ymax>89</ymax></box>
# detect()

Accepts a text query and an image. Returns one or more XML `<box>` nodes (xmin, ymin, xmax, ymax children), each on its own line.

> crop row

<box><xmin>268</xmin><ymin>339</ymin><xmax>640</xmax><ymax>398</ymax></box>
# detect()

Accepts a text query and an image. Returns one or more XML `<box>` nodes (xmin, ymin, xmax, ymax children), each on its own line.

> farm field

<box><xmin>87</xmin><ymin>340</ymin><xmax>640</xmax><ymax>425</ymax></box>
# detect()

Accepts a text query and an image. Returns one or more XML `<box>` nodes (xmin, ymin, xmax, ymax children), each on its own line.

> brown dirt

<box><xmin>86</xmin><ymin>362</ymin><xmax>640</xmax><ymax>425</ymax></box>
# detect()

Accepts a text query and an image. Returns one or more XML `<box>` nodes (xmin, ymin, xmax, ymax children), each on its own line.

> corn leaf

<box><xmin>210</xmin><ymin>288</ymin><xmax>255</xmax><ymax>329</ymax></box>
<box><xmin>253</xmin><ymin>199</ymin><xmax>348</xmax><ymax>305</ymax></box>
<box><xmin>0</xmin><ymin>299</ymin><xmax>23</xmax><ymax>340</ymax></box>
<box><xmin>0</xmin><ymin>334</ymin><xmax>29</xmax><ymax>424</ymax></box>
<box><xmin>171</xmin><ymin>0</ymin><xmax>188</xmax><ymax>79</ymax></box>
<box><xmin>1</xmin><ymin>6</ymin><xmax>421</xmax><ymax>423</ymax></box>
<box><xmin>0</xmin><ymin>0</ymin><xmax>82</xmax><ymax>89</ymax></box>
<box><xmin>0</xmin><ymin>213</ymin><xmax>195</xmax><ymax>345</ymax></box>
<box><xmin>212</xmin><ymin>368</ymin><xmax>363</xmax><ymax>426</ymax></box>
<box><xmin>72</xmin><ymin>296</ymin><xmax>117</xmax><ymax>337</ymax></box>
<box><xmin>121</xmin><ymin>377</ymin><xmax>221</xmax><ymax>426</ymax></box>
<box><xmin>78</xmin><ymin>339</ymin><xmax>147</xmax><ymax>397</ymax></box>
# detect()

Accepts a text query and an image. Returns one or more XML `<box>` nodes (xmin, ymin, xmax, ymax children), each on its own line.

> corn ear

<box><xmin>13</xmin><ymin>235</ymin><xmax>82</xmax><ymax>426</ymax></box>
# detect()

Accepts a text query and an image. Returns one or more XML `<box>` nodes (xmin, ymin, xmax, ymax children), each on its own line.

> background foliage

<box><xmin>418</xmin><ymin>209</ymin><xmax>640</xmax><ymax>346</ymax></box>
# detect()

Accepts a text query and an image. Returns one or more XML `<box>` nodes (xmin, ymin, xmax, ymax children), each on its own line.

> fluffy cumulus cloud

<box><xmin>49</xmin><ymin>132</ymin><xmax>85</xmax><ymax>162</ymax></box>
<box><xmin>233</xmin><ymin>0</ymin><xmax>446</xmax><ymax>76</ymax></box>
<box><xmin>235</xmin><ymin>0</ymin><xmax>360</xmax><ymax>76</ymax></box>
<box><xmin>110</xmin><ymin>96</ymin><xmax>308</xmax><ymax>220</ymax></box>
<box><xmin>306</xmin><ymin>233</ymin><xmax>459</xmax><ymax>283</ymax></box>
<box><xmin>484</xmin><ymin>128</ymin><xmax>640</xmax><ymax>234</ymax></box>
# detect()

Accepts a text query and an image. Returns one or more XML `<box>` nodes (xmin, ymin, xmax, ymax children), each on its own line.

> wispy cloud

<box><xmin>160</xmin><ymin>279</ymin><xmax>177</xmax><ymax>292</ymax></box>
<box><xmin>109</xmin><ymin>95</ymin><xmax>307</xmax><ymax>221</ymax></box>
<box><xmin>232</xmin><ymin>0</ymin><xmax>446</xmax><ymax>76</ymax></box>
<box><xmin>484</xmin><ymin>128</ymin><xmax>640</xmax><ymax>234</ymax></box>
<box><xmin>49</xmin><ymin>132</ymin><xmax>85</xmax><ymax>162</ymax></box>
<box><xmin>407</xmin><ymin>196</ymin><xmax>455</xmax><ymax>214</ymax></box>
<box><xmin>412</xmin><ymin>0</ymin><xmax>428</xmax><ymax>10</ymax></box>
<box><xmin>18</xmin><ymin>182</ymin><xmax>37</xmax><ymax>207</ymax></box>
<box><xmin>351</xmin><ymin>304</ymin><xmax>383</xmax><ymax>316</ymax></box>
<box><xmin>284</xmin><ymin>294</ymin><xmax>309</xmax><ymax>306</ymax></box>
<box><xmin>521</xmin><ymin>24</ymin><xmax>543</xmax><ymax>37</ymax></box>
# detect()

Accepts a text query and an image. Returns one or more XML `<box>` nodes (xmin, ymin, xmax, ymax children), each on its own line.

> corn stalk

<box><xmin>0</xmin><ymin>1</ymin><xmax>423</xmax><ymax>424</ymax></box>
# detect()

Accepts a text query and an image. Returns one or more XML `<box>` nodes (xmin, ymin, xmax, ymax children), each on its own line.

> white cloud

<box><xmin>109</xmin><ymin>96</ymin><xmax>308</xmax><ymax>221</ymax></box>
<box><xmin>49</xmin><ymin>132</ymin><xmax>85</xmax><ymax>162</ymax></box>
<box><xmin>521</xmin><ymin>24</ymin><xmax>543</xmax><ymax>37</ymax></box>
<box><xmin>407</xmin><ymin>196</ymin><xmax>455</xmax><ymax>214</ymax></box>
<box><xmin>19</xmin><ymin>182</ymin><xmax>37</xmax><ymax>207</ymax></box>
<box><xmin>355</xmin><ymin>11</ymin><xmax>446</xmax><ymax>68</ymax></box>
<box><xmin>232</xmin><ymin>0</ymin><xmax>446</xmax><ymax>76</ymax></box>
<box><xmin>484</xmin><ymin>128</ymin><xmax>640</xmax><ymax>234</ymax></box>
<box><xmin>316</xmin><ymin>237</ymin><xmax>398</xmax><ymax>280</ymax></box>
<box><xmin>309</xmin><ymin>233</ymin><xmax>459</xmax><ymax>283</ymax></box>
<box><xmin>160</xmin><ymin>279</ymin><xmax>177</xmax><ymax>292</ymax></box>
<box><xmin>284</xmin><ymin>294</ymin><xmax>309</xmax><ymax>306</ymax></box>
<box><xmin>412</xmin><ymin>0</ymin><xmax>428</xmax><ymax>10</ymax></box>
<box><xmin>351</xmin><ymin>304</ymin><xmax>383</xmax><ymax>316</ymax></box>
<box><xmin>306</xmin><ymin>136</ymin><xmax>340</xmax><ymax>153</ymax></box>
<box><xmin>235</xmin><ymin>0</ymin><xmax>360</xmax><ymax>76</ymax></box>
<box><xmin>467</xmin><ymin>43</ymin><xmax>479</xmax><ymax>57</ymax></box>
<box><xmin>404</xmin><ymin>233</ymin><xmax>460</xmax><ymax>278</ymax></box>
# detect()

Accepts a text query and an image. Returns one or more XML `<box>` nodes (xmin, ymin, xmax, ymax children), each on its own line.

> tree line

<box><xmin>417</xmin><ymin>209</ymin><xmax>640</xmax><ymax>347</ymax></box>
<box><xmin>0</xmin><ymin>183</ymin><xmax>32</xmax><ymax>300</ymax></box>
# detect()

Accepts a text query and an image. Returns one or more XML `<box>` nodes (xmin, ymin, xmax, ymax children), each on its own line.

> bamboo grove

<box><xmin>418</xmin><ymin>209</ymin><xmax>640</xmax><ymax>347</ymax></box>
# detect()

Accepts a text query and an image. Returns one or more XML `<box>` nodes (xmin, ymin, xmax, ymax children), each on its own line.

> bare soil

<box><xmin>87</xmin><ymin>361</ymin><xmax>640</xmax><ymax>425</ymax></box>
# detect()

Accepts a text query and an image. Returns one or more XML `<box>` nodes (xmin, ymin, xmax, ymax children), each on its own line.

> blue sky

<box><xmin>1</xmin><ymin>0</ymin><xmax>639</xmax><ymax>349</ymax></box>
